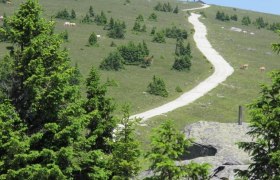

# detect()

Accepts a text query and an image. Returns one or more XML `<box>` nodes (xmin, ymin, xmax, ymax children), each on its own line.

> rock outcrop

<box><xmin>182</xmin><ymin>121</ymin><xmax>252</xmax><ymax>179</ymax></box>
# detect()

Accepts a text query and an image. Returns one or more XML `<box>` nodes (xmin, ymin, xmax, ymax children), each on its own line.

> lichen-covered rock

<box><xmin>182</xmin><ymin>121</ymin><xmax>252</xmax><ymax>179</ymax></box>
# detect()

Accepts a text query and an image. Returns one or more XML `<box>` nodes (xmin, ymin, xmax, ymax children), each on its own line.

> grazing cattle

<box><xmin>6</xmin><ymin>1</ymin><xmax>12</xmax><ymax>4</ymax></box>
<box><xmin>240</xmin><ymin>64</ymin><xmax>249</xmax><ymax>70</ymax></box>
<box><xmin>259</xmin><ymin>66</ymin><xmax>265</xmax><ymax>72</ymax></box>
<box><xmin>0</xmin><ymin>16</ymin><xmax>3</xmax><ymax>21</ymax></box>
<box><xmin>70</xmin><ymin>22</ymin><xmax>76</xmax><ymax>26</ymax></box>
<box><xmin>64</xmin><ymin>22</ymin><xmax>70</xmax><ymax>27</ymax></box>
<box><xmin>96</xmin><ymin>35</ymin><xmax>101</xmax><ymax>38</ymax></box>
<box><xmin>143</xmin><ymin>55</ymin><xmax>154</xmax><ymax>66</ymax></box>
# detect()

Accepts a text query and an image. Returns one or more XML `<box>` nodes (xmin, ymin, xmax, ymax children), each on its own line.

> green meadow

<box><xmin>1</xmin><ymin>0</ymin><xmax>280</xmax><ymax>163</ymax></box>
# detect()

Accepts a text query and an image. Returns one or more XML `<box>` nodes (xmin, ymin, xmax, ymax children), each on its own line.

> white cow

<box><xmin>64</xmin><ymin>22</ymin><xmax>70</xmax><ymax>26</ymax></box>
<box><xmin>0</xmin><ymin>16</ymin><xmax>3</xmax><ymax>21</ymax></box>
<box><xmin>69</xmin><ymin>22</ymin><xmax>76</xmax><ymax>26</ymax></box>
<box><xmin>96</xmin><ymin>35</ymin><xmax>101</xmax><ymax>38</ymax></box>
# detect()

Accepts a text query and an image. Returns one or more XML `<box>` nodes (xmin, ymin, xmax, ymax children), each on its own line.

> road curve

<box><xmin>130</xmin><ymin>5</ymin><xmax>234</xmax><ymax>121</ymax></box>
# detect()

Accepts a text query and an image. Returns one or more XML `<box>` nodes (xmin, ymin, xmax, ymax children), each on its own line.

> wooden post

<box><xmin>238</xmin><ymin>105</ymin><xmax>243</xmax><ymax>125</ymax></box>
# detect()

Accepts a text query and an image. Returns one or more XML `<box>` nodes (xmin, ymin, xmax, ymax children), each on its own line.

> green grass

<box><xmin>0</xmin><ymin>0</ymin><xmax>210</xmax><ymax>116</ymax></box>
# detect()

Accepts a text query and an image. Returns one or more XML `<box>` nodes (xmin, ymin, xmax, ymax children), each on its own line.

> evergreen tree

<box><xmin>172</xmin><ymin>55</ymin><xmax>192</xmax><ymax>71</ymax></box>
<box><xmin>110</xmin><ymin>105</ymin><xmax>141</xmax><ymax>179</ymax></box>
<box><xmin>272</xmin><ymin>31</ymin><xmax>280</xmax><ymax>53</ymax></box>
<box><xmin>147</xmin><ymin>75</ymin><xmax>168</xmax><ymax>97</ymax></box>
<box><xmin>88</xmin><ymin>31</ymin><xmax>98</xmax><ymax>46</ymax></box>
<box><xmin>0</xmin><ymin>55</ymin><xmax>14</xmax><ymax>99</ymax></box>
<box><xmin>150</xmin><ymin>27</ymin><xmax>156</xmax><ymax>35</ymax></box>
<box><xmin>136</xmin><ymin>14</ymin><xmax>144</xmax><ymax>22</ymax></box>
<box><xmin>81</xmin><ymin>14</ymin><xmax>93</xmax><ymax>24</ymax></box>
<box><xmin>84</xmin><ymin>67</ymin><xmax>118</xmax><ymax>153</ymax></box>
<box><xmin>0</xmin><ymin>0</ymin><xmax>86</xmax><ymax>178</ymax></box>
<box><xmin>146</xmin><ymin>120</ymin><xmax>209</xmax><ymax>180</ymax></box>
<box><xmin>89</xmin><ymin>5</ymin><xmax>95</xmax><ymax>17</ymax></box>
<box><xmin>173</xmin><ymin>5</ymin><xmax>179</xmax><ymax>14</ymax></box>
<box><xmin>242</xmin><ymin>16</ymin><xmax>251</xmax><ymax>26</ymax></box>
<box><xmin>152</xmin><ymin>31</ymin><xmax>166</xmax><ymax>43</ymax></box>
<box><xmin>100</xmin><ymin>51</ymin><xmax>125</xmax><ymax>71</ymax></box>
<box><xmin>107</xmin><ymin>20</ymin><xmax>126</xmax><ymax>39</ymax></box>
<box><xmin>71</xmin><ymin>9</ymin><xmax>76</xmax><ymax>19</ymax></box>
<box><xmin>132</xmin><ymin>21</ymin><xmax>141</xmax><ymax>32</ymax></box>
<box><xmin>141</xmin><ymin>24</ymin><xmax>147</xmax><ymax>32</ymax></box>
<box><xmin>148</xmin><ymin>13</ymin><xmax>157</xmax><ymax>21</ymax></box>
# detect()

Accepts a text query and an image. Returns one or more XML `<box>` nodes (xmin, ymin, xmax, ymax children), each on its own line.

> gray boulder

<box><xmin>181</xmin><ymin>121</ymin><xmax>252</xmax><ymax>179</ymax></box>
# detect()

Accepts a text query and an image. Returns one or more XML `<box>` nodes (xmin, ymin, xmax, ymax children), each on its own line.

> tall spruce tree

<box><xmin>84</xmin><ymin>67</ymin><xmax>117</xmax><ymax>153</ymax></box>
<box><xmin>110</xmin><ymin>105</ymin><xmax>141</xmax><ymax>179</ymax></box>
<box><xmin>0</xmin><ymin>0</ymin><xmax>86</xmax><ymax>178</ymax></box>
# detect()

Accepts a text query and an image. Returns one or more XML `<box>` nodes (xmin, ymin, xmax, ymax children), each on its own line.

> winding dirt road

<box><xmin>130</xmin><ymin>4</ymin><xmax>234</xmax><ymax>121</ymax></box>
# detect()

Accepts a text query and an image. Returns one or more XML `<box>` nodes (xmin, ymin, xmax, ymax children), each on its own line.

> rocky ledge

<box><xmin>182</xmin><ymin>121</ymin><xmax>252</xmax><ymax>180</ymax></box>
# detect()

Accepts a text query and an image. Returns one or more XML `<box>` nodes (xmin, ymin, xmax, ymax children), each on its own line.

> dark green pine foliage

<box><xmin>146</xmin><ymin>120</ymin><xmax>210</xmax><ymax>180</ymax></box>
<box><xmin>173</xmin><ymin>5</ymin><xmax>179</xmax><ymax>14</ymax></box>
<box><xmin>94</xmin><ymin>11</ymin><xmax>107</xmax><ymax>26</ymax></box>
<box><xmin>100</xmin><ymin>51</ymin><xmax>125</xmax><ymax>71</ymax></box>
<box><xmin>107</xmin><ymin>20</ymin><xmax>126</xmax><ymax>39</ymax></box>
<box><xmin>272</xmin><ymin>31</ymin><xmax>280</xmax><ymax>53</ymax></box>
<box><xmin>173</xmin><ymin>38</ymin><xmax>192</xmax><ymax>71</ymax></box>
<box><xmin>110</xmin><ymin>105</ymin><xmax>141</xmax><ymax>179</ymax></box>
<box><xmin>0</xmin><ymin>0</ymin><xmax>86</xmax><ymax>178</ymax></box>
<box><xmin>88</xmin><ymin>31</ymin><xmax>98</xmax><ymax>46</ymax></box>
<box><xmin>84</xmin><ymin>67</ymin><xmax>118</xmax><ymax>153</ymax></box>
<box><xmin>132</xmin><ymin>21</ymin><xmax>141</xmax><ymax>32</ymax></box>
<box><xmin>147</xmin><ymin>75</ymin><xmax>168</xmax><ymax>97</ymax></box>
<box><xmin>0</xmin><ymin>55</ymin><xmax>14</xmax><ymax>99</ymax></box>
<box><xmin>71</xmin><ymin>9</ymin><xmax>76</xmax><ymax>19</ymax></box>
<box><xmin>89</xmin><ymin>5</ymin><xmax>95</xmax><ymax>17</ymax></box>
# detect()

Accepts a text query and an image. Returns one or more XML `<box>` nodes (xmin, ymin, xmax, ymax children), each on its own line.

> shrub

<box><xmin>94</xmin><ymin>11</ymin><xmax>107</xmax><ymax>25</ymax></box>
<box><xmin>147</xmin><ymin>75</ymin><xmax>168</xmax><ymax>97</ymax></box>
<box><xmin>152</xmin><ymin>31</ymin><xmax>166</xmax><ymax>43</ymax></box>
<box><xmin>132</xmin><ymin>21</ymin><xmax>141</xmax><ymax>31</ymax></box>
<box><xmin>89</xmin><ymin>5</ymin><xmax>94</xmax><ymax>17</ymax></box>
<box><xmin>55</xmin><ymin>8</ymin><xmax>71</xmax><ymax>20</ymax></box>
<box><xmin>100</xmin><ymin>51</ymin><xmax>124</xmax><ymax>71</ymax></box>
<box><xmin>254</xmin><ymin>17</ymin><xmax>268</xmax><ymax>29</ymax></box>
<box><xmin>173</xmin><ymin>5</ymin><xmax>179</xmax><ymax>14</ymax></box>
<box><xmin>148</xmin><ymin>13</ymin><xmax>157</xmax><ymax>21</ymax></box>
<box><xmin>71</xmin><ymin>9</ymin><xmax>76</xmax><ymax>19</ymax></box>
<box><xmin>175</xmin><ymin>86</ymin><xmax>182</xmax><ymax>92</ymax></box>
<box><xmin>172</xmin><ymin>55</ymin><xmax>191</xmax><ymax>71</ymax></box>
<box><xmin>110</xmin><ymin>41</ymin><xmax>117</xmax><ymax>47</ymax></box>
<box><xmin>154</xmin><ymin>2</ymin><xmax>173</xmax><ymax>12</ymax></box>
<box><xmin>107</xmin><ymin>20</ymin><xmax>126</xmax><ymax>39</ymax></box>
<box><xmin>88</xmin><ymin>32</ymin><xmax>97</xmax><ymax>46</ymax></box>
<box><xmin>81</xmin><ymin>14</ymin><xmax>94</xmax><ymax>24</ymax></box>
<box><xmin>230</xmin><ymin>14</ymin><xmax>238</xmax><ymax>21</ymax></box>
<box><xmin>175</xmin><ymin>39</ymin><xmax>191</xmax><ymax>57</ymax></box>
<box><xmin>59</xmin><ymin>30</ymin><xmax>69</xmax><ymax>42</ymax></box>
<box><xmin>216</xmin><ymin>11</ymin><xmax>230</xmax><ymax>21</ymax></box>
<box><xmin>165</xmin><ymin>26</ymin><xmax>188</xmax><ymax>39</ymax></box>
<box><xmin>151</xmin><ymin>27</ymin><xmax>156</xmax><ymax>35</ymax></box>
<box><xmin>141</xmin><ymin>24</ymin><xmax>147</xmax><ymax>32</ymax></box>
<box><xmin>118</xmin><ymin>41</ymin><xmax>149</xmax><ymax>65</ymax></box>
<box><xmin>136</xmin><ymin>14</ymin><xmax>144</xmax><ymax>22</ymax></box>
<box><xmin>242</xmin><ymin>16</ymin><xmax>251</xmax><ymax>26</ymax></box>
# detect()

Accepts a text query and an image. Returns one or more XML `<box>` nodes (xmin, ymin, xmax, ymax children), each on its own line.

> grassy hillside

<box><xmin>136</xmin><ymin>4</ymin><xmax>280</xmax><ymax>151</ymax></box>
<box><xmin>1</xmin><ymin>0</ymin><xmax>280</xmax><ymax>170</ymax></box>
<box><xmin>0</xmin><ymin>0</ymin><xmax>212</xmax><ymax>115</ymax></box>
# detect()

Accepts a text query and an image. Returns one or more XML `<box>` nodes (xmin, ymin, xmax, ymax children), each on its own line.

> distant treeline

<box><xmin>215</xmin><ymin>10</ymin><xmax>280</xmax><ymax>32</ymax></box>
